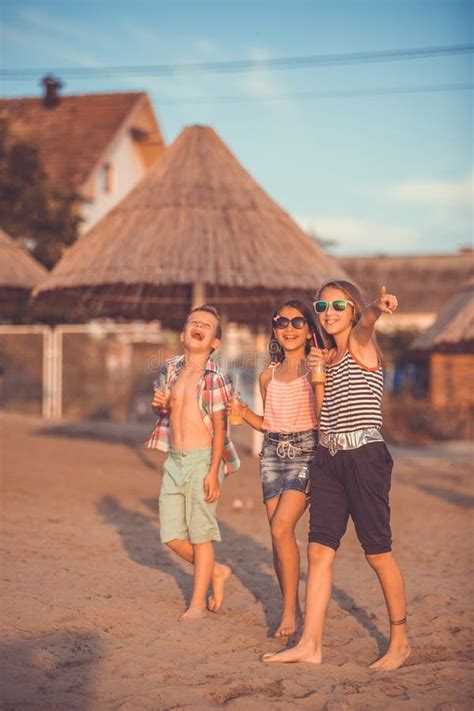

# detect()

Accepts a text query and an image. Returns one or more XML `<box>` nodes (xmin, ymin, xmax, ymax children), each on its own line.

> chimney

<box><xmin>41</xmin><ymin>75</ymin><xmax>63</xmax><ymax>109</ymax></box>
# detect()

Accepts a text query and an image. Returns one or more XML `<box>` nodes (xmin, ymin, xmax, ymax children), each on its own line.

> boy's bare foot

<box><xmin>262</xmin><ymin>642</ymin><xmax>322</xmax><ymax>664</ymax></box>
<box><xmin>179</xmin><ymin>606</ymin><xmax>207</xmax><ymax>621</ymax></box>
<box><xmin>208</xmin><ymin>564</ymin><xmax>232</xmax><ymax>612</ymax></box>
<box><xmin>369</xmin><ymin>642</ymin><xmax>411</xmax><ymax>671</ymax></box>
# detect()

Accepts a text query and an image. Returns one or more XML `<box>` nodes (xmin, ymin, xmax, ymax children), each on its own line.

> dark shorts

<box><xmin>259</xmin><ymin>429</ymin><xmax>318</xmax><ymax>501</ymax></box>
<box><xmin>309</xmin><ymin>441</ymin><xmax>393</xmax><ymax>555</ymax></box>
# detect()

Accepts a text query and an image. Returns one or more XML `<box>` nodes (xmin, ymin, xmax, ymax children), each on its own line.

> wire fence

<box><xmin>0</xmin><ymin>324</ymin><xmax>176</xmax><ymax>423</ymax></box>
<box><xmin>0</xmin><ymin>327</ymin><xmax>45</xmax><ymax>416</ymax></box>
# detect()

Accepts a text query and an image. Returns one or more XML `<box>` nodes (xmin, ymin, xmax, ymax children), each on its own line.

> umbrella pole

<box><xmin>251</xmin><ymin>326</ymin><xmax>266</xmax><ymax>457</ymax></box>
<box><xmin>192</xmin><ymin>281</ymin><xmax>205</xmax><ymax>309</ymax></box>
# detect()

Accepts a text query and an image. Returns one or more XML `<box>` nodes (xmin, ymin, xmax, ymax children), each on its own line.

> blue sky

<box><xmin>1</xmin><ymin>0</ymin><xmax>472</xmax><ymax>255</ymax></box>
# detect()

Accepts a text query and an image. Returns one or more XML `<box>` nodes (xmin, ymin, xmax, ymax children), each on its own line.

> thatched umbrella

<box><xmin>0</xmin><ymin>228</ymin><xmax>48</xmax><ymax>321</ymax></box>
<box><xmin>411</xmin><ymin>281</ymin><xmax>474</xmax><ymax>354</ymax></box>
<box><xmin>34</xmin><ymin>124</ymin><xmax>346</xmax><ymax>327</ymax></box>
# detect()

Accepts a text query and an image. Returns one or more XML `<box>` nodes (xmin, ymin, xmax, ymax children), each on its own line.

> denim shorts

<box><xmin>259</xmin><ymin>429</ymin><xmax>318</xmax><ymax>502</ymax></box>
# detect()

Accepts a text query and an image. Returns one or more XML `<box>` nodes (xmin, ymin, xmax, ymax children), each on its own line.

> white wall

<box><xmin>79</xmin><ymin>132</ymin><xmax>147</xmax><ymax>234</ymax></box>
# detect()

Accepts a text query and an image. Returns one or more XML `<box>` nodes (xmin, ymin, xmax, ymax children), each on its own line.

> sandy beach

<box><xmin>1</xmin><ymin>412</ymin><xmax>473</xmax><ymax>710</ymax></box>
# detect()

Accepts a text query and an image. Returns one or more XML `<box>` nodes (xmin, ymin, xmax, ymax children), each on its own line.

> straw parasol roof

<box><xmin>339</xmin><ymin>251</ymin><xmax>474</xmax><ymax>313</ymax></box>
<box><xmin>33</xmin><ymin>125</ymin><xmax>347</xmax><ymax>327</ymax></box>
<box><xmin>0</xmin><ymin>229</ymin><xmax>48</xmax><ymax>318</ymax></box>
<box><xmin>411</xmin><ymin>281</ymin><xmax>474</xmax><ymax>353</ymax></box>
<box><xmin>0</xmin><ymin>228</ymin><xmax>48</xmax><ymax>321</ymax></box>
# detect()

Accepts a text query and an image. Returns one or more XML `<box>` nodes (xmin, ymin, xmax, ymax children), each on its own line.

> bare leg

<box><xmin>366</xmin><ymin>552</ymin><xmax>411</xmax><ymax>671</ymax></box>
<box><xmin>265</xmin><ymin>496</ymin><xmax>283</xmax><ymax>591</ymax></box>
<box><xmin>263</xmin><ymin>543</ymin><xmax>335</xmax><ymax>663</ymax></box>
<box><xmin>166</xmin><ymin>539</ymin><xmax>232</xmax><ymax>615</ymax></box>
<box><xmin>266</xmin><ymin>491</ymin><xmax>307</xmax><ymax>637</ymax></box>
<box><xmin>178</xmin><ymin>542</ymin><xmax>214</xmax><ymax>620</ymax></box>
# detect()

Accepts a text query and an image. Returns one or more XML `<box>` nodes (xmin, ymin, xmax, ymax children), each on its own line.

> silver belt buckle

<box><xmin>328</xmin><ymin>436</ymin><xmax>338</xmax><ymax>457</ymax></box>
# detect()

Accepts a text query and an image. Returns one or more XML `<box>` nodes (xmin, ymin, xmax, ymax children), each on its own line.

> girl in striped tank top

<box><xmin>263</xmin><ymin>281</ymin><xmax>411</xmax><ymax>671</ymax></box>
<box><xmin>229</xmin><ymin>300</ymin><xmax>320</xmax><ymax>639</ymax></box>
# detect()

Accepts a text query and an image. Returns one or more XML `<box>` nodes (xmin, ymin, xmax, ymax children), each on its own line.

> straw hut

<box><xmin>410</xmin><ymin>282</ymin><xmax>474</xmax><ymax>411</ymax></box>
<box><xmin>0</xmin><ymin>229</ymin><xmax>48</xmax><ymax>321</ymax></box>
<box><xmin>34</xmin><ymin>125</ymin><xmax>347</xmax><ymax>328</ymax></box>
<box><xmin>339</xmin><ymin>250</ymin><xmax>474</xmax><ymax>334</ymax></box>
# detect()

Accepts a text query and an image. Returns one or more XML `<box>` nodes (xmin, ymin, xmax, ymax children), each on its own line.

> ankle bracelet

<box><xmin>390</xmin><ymin>617</ymin><xmax>407</xmax><ymax>626</ymax></box>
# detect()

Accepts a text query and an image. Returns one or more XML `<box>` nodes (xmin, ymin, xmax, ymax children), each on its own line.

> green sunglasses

<box><xmin>313</xmin><ymin>299</ymin><xmax>354</xmax><ymax>314</ymax></box>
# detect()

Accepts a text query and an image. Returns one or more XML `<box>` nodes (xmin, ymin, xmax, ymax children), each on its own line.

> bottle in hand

<box><xmin>153</xmin><ymin>382</ymin><xmax>171</xmax><ymax>415</ymax></box>
<box><xmin>311</xmin><ymin>359</ymin><xmax>326</xmax><ymax>384</ymax></box>
<box><xmin>310</xmin><ymin>333</ymin><xmax>326</xmax><ymax>384</ymax></box>
<box><xmin>229</xmin><ymin>374</ymin><xmax>244</xmax><ymax>425</ymax></box>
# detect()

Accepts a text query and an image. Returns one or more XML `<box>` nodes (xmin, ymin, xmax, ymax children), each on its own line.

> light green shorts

<box><xmin>159</xmin><ymin>447</ymin><xmax>225</xmax><ymax>545</ymax></box>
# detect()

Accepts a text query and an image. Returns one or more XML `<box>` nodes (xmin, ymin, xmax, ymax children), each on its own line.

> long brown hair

<box><xmin>268</xmin><ymin>299</ymin><xmax>319</xmax><ymax>363</ymax></box>
<box><xmin>315</xmin><ymin>280</ymin><xmax>366</xmax><ymax>350</ymax></box>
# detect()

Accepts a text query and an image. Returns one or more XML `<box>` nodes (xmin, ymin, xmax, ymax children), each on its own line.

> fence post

<box><xmin>42</xmin><ymin>327</ymin><xmax>54</xmax><ymax>419</ymax></box>
<box><xmin>51</xmin><ymin>328</ymin><xmax>63</xmax><ymax>419</ymax></box>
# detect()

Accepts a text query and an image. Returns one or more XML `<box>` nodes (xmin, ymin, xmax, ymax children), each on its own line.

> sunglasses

<box><xmin>273</xmin><ymin>316</ymin><xmax>307</xmax><ymax>329</ymax></box>
<box><xmin>313</xmin><ymin>299</ymin><xmax>354</xmax><ymax>314</ymax></box>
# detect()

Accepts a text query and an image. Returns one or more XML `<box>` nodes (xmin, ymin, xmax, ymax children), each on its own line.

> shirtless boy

<box><xmin>147</xmin><ymin>305</ymin><xmax>239</xmax><ymax>621</ymax></box>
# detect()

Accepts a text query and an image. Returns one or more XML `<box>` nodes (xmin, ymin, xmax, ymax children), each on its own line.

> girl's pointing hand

<box><xmin>374</xmin><ymin>286</ymin><xmax>398</xmax><ymax>315</ymax></box>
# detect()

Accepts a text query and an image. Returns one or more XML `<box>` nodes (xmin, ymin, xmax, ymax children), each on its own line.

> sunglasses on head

<box><xmin>273</xmin><ymin>316</ymin><xmax>307</xmax><ymax>329</ymax></box>
<box><xmin>313</xmin><ymin>299</ymin><xmax>354</xmax><ymax>314</ymax></box>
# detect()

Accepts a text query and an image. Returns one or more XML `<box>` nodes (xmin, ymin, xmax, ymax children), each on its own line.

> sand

<box><xmin>1</xmin><ymin>412</ymin><xmax>473</xmax><ymax>710</ymax></box>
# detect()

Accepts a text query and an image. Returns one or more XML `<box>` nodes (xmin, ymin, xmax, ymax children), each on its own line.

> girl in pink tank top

<box><xmin>228</xmin><ymin>299</ymin><xmax>320</xmax><ymax>640</ymax></box>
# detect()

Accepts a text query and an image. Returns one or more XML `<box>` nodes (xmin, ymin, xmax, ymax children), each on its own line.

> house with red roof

<box><xmin>0</xmin><ymin>77</ymin><xmax>165</xmax><ymax>233</ymax></box>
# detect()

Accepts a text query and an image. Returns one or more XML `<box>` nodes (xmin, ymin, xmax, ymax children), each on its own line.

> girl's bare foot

<box><xmin>208</xmin><ymin>564</ymin><xmax>232</xmax><ymax>612</ymax></box>
<box><xmin>369</xmin><ymin>642</ymin><xmax>411</xmax><ymax>671</ymax></box>
<box><xmin>179</xmin><ymin>605</ymin><xmax>207</xmax><ymax>621</ymax></box>
<box><xmin>262</xmin><ymin>642</ymin><xmax>322</xmax><ymax>664</ymax></box>
<box><xmin>274</xmin><ymin>610</ymin><xmax>302</xmax><ymax>638</ymax></box>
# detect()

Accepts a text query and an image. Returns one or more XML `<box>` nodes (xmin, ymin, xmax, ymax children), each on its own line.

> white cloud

<box><xmin>192</xmin><ymin>39</ymin><xmax>219</xmax><ymax>56</ymax></box>
<box><xmin>297</xmin><ymin>217</ymin><xmax>421</xmax><ymax>255</ymax></box>
<box><xmin>388</xmin><ymin>172</ymin><xmax>473</xmax><ymax>209</ymax></box>
<box><xmin>240</xmin><ymin>46</ymin><xmax>295</xmax><ymax>113</ymax></box>
<box><xmin>18</xmin><ymin>6</ymin><xmax>98</xmax><ymax>44</ymax></box>
<box><xmin>3</xmin><ymin>9</ymin><xmax>105</xmax><ymax>69</ymax></box>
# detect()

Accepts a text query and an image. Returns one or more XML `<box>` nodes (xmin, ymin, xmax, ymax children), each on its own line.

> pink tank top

<box><xmin>262</xmin><ymin>365</ymin><xmax>318</xmax><ymax>433</ymax></box>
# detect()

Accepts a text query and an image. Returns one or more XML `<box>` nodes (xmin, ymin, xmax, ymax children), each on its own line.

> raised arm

<box><xmin>352</xmin><ymin>286</ymin><xmax>398</xmax><ymax>347</ymax></box>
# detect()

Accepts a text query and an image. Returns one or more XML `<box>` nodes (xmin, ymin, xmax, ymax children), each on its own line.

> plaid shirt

<box><xmin>146</xmin><ymin>355</ymin><xmax>240</xmax><ymax>475</ymax></box>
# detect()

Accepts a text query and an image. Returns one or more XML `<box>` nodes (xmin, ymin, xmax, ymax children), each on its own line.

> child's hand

<box><xmin>152</xmin><ymin>390</ymin><xmax>168</xmax><ymax>412</ymax></box>
<box><xmin>307</xmin><ymin>347</ymin><xmax>329</xmax><ymax>371</ymax></box>
<box><xmin>225</xmin><ymin>399</ymin><xmax>248</xmax><ymax>417</ymax></box>
<box><xmin>374</xmin><ymin>286</ymin><xmax>398</xmax><ymax>315</ymax></box>
<box><xmin>204</xmin><ymin>472</ymin><xmax>220</xmax><ymax>503</ymax></box>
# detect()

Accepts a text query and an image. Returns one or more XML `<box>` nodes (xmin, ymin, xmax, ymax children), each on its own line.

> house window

<box><xmin>101</xmin><ymin>163</ymin><xmax>115</xmax><ymax>194</ymax></box>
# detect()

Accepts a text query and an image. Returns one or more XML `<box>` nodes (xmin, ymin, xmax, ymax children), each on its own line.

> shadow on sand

<box><xmin>97</xmin><ymin>494</ymin><xmax>388</xmax><ymax>651</ymax></box>
<box><xmin>1</xmin><ymin>632</ymin><xmax>102</xmax><ymax>711</ymax></box>
<box><xmin>32</xmin><ymin>421</ymin><xmax>159</xmax><ymax>471</ymax></box>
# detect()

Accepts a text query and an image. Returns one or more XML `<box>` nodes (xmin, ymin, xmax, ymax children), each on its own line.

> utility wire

<box><xmin>1</xmin><ymin>43</ymin><xmax>473</xmax><ymax>80</ymax></box>
<box><xmin>156</xmin><ymin>82</ymin><xmax>474</xmax><ymax>105</ymax></box>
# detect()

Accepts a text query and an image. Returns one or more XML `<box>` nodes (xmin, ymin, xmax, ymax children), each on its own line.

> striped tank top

<box><xmin>319</xmin><ymin>350</ymin><xmax>384</xmax><ymax>434</ymax></box>
<box><xmin>262</xmin><ymin>365</ymin><xmax>318</xmax><ymax>433</ymax></box>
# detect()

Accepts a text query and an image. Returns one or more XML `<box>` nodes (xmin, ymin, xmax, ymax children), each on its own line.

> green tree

<box><xmin>307</xmin><ymin>228</ymin><xmax>337</xmax><ymax>252</ymax></box>
<box><xmin>0</xmin><ymin>116</ymin><xmax>82</xmax><ymax>269</ymax></box>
